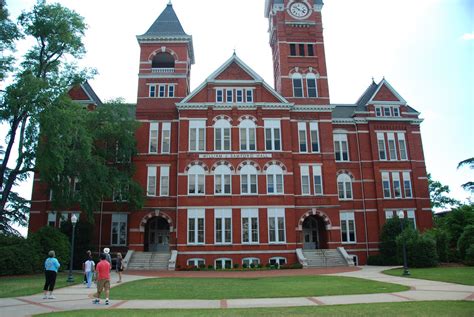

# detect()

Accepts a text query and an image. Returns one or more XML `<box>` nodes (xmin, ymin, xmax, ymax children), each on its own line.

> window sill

<box><xmin>268</xmin><ymin>242</ymin><xmax>287</xmax><ymax>245</ymax></box>
<box><xmin>341</xmin><ymin>242</ymin><xmax>357</xmax><ymax>245</ymax></box>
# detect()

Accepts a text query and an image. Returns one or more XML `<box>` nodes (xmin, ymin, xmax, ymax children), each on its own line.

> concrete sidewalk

<box><xmin>0</xmin><ymin>266</ymin><xmax>472</xmax><ymax>316</ymax></box>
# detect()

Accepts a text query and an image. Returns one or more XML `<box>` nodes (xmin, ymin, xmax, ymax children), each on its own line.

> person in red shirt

<box><xmin>92</xmin><ymin>253</ymin><xmax>111</xmax><ymax>305</ymax></box>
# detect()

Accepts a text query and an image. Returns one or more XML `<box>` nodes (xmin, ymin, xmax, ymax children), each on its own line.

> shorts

<box><xmin>96</xmin><ymin>279</ymin><xmax>110</xmax><ymax>293</ymax></box>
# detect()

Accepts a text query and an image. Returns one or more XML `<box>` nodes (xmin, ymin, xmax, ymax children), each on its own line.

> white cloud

<box><xmin>461</xmin><ymin>32</ymin><xmax>474</xmax><ymax>40</ymax></box>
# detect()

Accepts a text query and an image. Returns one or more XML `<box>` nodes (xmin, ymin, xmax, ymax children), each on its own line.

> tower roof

<box><xmin>141</xmin><ymin>3</ymin><xmax>189</xmax><ymax>37</ymax></box>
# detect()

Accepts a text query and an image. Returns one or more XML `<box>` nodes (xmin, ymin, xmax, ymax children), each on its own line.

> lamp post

<box><xmin>67</xmin><ymin>214</ymin><xmax>78</xmax><ymax>283</ymax></box>
<box><xmin>397</xmin><ymin>211</ymin><xmax>410</xmax><ymax>276</ymax></box>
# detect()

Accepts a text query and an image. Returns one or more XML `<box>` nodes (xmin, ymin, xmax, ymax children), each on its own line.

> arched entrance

<box><xmin>302</xmin><ymin>215</ymin><xmax>328</xmax><ymax>249</ymax></box>
<box><xmin>145</xmin><ymin>217</ymin><xmax>170</xmax><ymax>252</ymax></box>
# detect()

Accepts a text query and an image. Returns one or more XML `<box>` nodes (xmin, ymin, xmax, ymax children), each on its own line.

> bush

<box><xmin>265</xmin><ymin>263</ymin><xmax>271</xmax><ymax>268</ymax></box>
<box><xmin>397</xmin><ymin>229</ymin><xmax>438</xmax><ymax>268</ymax></box>
<box><xmin>233</xmin><ymin>263</ymin><xmax>239</xmax><ymax>269</ymax></box>
<box><xmin>29</xmin><ymin>226</ymin><xmax>70</xmax><ymax>270</ymax></box>
<box><xmin>425</xmin><ymin>228</ymin><xmax>449</xmax><ymax>262</ymax></box>
<box><xmin>464</xmin><ymin>245</ymin><xmax>474</xmax><ymax>266</ymax></box>
<box><xmin>367</xmin><ymin>254</ymin><xmax>398</xmax><ymax>266</ymax></box>
<box><xmin>60</xmin><ymin>220</ymin><xmax>94</xmax><ymax>269</ymax></box>
<box><xmin>457</xmin><ymin>225</ymin><xmax>474</xmax><ymax>260</ymax></box>
<box><xmin>291</xmin><ymin>263</ymin><xmax>303</xmax><ymax>269</ymax></box>
<box><xmin>249</xmin><ymin>263</ymin><xmax>255</xmax><ymax>269</ymax></box>
<box><xmin>242</xmin><ymin>263</ymin><xmax>248</xmax><ymax>269</ymax></box>
<box><xmin>199</xmin><ymin>264</ymin><xmax>206</xmax><ymax>270</ymax></box>
<box><xmin>207</xmin><ymin>264</ymin><xmax>213</xmax><ymax>270</ymax></box>
<box><xmin>257</xmin><ymin>264</ymin><xmax>263</xmax><ymax>269</ymax></box>
<box><xmin>0</xmin><ymin>235</ymin><xmax>42</xmax><ymax>275</ymax></box>
<box><xmin>379</xmin><ymin>217</ymin><xmax>409</xmax><ymax>265</ymax></box>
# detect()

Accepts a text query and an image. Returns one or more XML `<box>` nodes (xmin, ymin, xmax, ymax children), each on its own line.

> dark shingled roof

<box><xmin>142</xmin><ymin>3</ymin><xmax>189</xmax><ymax>37</ymax></box>
<box><xmin>356</xmin><ymin>81</ymin><xmax>378</xmax><ymax>109</ymax></box>
<box><xmin>332</xmin><ymin>105</ymin><xmax>355</xmax><ymax>119</ymax></box>
<box><xmin>82</xmin><ymin>81</ymin><xmax>102</xmax><ymax>106</ymax></box>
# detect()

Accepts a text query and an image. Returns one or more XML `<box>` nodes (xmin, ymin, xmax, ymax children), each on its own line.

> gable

<box><xmin>373</xmin><ymin>84</ymin><xmax>401</xmax><ymax>102</ymax></box>
<box><xmin>215</xmin><ymin>62</ymin><xmax>254</xmax><ymax>81</ymax></box>
<box><xmin>68</xmin><ymin>85</ymin><xmax>91</xmax><ymax>101</ymax></box>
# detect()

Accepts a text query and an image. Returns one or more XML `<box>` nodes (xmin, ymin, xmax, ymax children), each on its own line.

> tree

<box><xmin>36</xmin><ymin>101</ymin><xmax>143</xmax><ymax>219</ymax></box>
<box><xmin>436</xmin><ymin>204</ymin><xmax>474</xmax><ymax>250</ymax></box>
<box><xmin>428</xmin><ymin>173</ymin><xmax>460</xmax><ymax>209</ymax></box>
<box><xmin>458</xmin><ymin>157</ymin><xmax>474</xmax><ymax>192</ymax></box>
<box><xmin>0</xmin><ymin>2</ymin><xmax>20</xmax><ymax>81</ymax></box>
<box><xmin>0</xmin><ymin>1</ymin><xmax>89</xmax><ymax>235</ymax></box>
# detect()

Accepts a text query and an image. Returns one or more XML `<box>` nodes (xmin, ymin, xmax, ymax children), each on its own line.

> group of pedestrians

<box><xmin>43</xmin><ymin>247</ymin><xmax>124</xmax><ymax>305</ymax></box>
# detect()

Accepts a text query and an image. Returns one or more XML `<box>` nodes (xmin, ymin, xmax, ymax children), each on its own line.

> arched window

<box><xmin>242</xmin><ymin>257</ymin><xmax>260</xmax><ymax>267</ymax></box>
<box><xmin>269</xmin><ymin>257</ymin><xmax>287</xmax><ymax>267</ymax></box>
<box><xmin>214</xmin><ymin>119</ymin><xmax>231</xmax><ymax>151</ymax></box>
<box><xmin>306</xmin><ymin>73</ymin><xmax>318</xmax><ymax>98</ymax></box>
<box><xmin>266</xmin><ymin>165</ymin><xmax>284</xmax><ymax>194</ymax></box>
<box><xmin>240</xmin><ymin>165</ymin><xmax>258</xmax><ymax>194</ymax></box>
<box><xmin>188</xmin><ymin>165</ymin><xmax>205</xmax><ymax>195</ymax></box>
<box><xmin>214</xmin><ymin>165</ymin><xmax>232</xmax><ymax>195</ymax></box>
<box><xmin>239</xmin><ymin>119</ymin><xmax>256</xmax><ymax>151</ymax></box>
<box><xmin>292</xmin><ymin>73</ymin><xmax>303</xmax><ymax>97</ymax></box>
<box><xmin>152</xmin><ymin>52</ymin><xmax>175</xmax><ymax>69</ymax></box>
<box><xmin>187</xmin><ymin>258</ymin><xmax>205</xmax><ymax>268</ymax></box>
<box><xmin>337</xmin><ymin>173</ymin><xmax>353</xmax><ymax>200</ymax></box>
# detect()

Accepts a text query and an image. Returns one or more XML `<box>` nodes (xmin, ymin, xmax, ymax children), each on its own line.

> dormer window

<box><xmin>226</xmin><ymin>89</ymin><xmax>233</xmax><ymax>103</ymax></box>
<box><xmin>215</xmin><ymin>88</ymin><xmax>254</xmax><ymax>104</ymax></box>
<box><xmin>152</xmin><ymin>52</ymin><xmax>175</xmax><ymax>70</ymax></box>
<box><xmin>375</xmin><ymin>106</ymin><xmax>401</xmax><ymax>117</ymax></box>
<box><xmin>216</xmin><ymin>89</ymin><xmax>224</xmax><ymax>103</ymax></box>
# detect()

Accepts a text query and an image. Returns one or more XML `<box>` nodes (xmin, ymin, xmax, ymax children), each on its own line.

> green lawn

<box><xmin>0</xmin><ymin>272</ymin><xmax>83</xmax><ymax>298</ymax></box>
<box><xmin>111</xmin><ymin>276</ymin><xmax>408</xmax><ymax>300</ymax></box>
<box><xmin>383</xmin><ymin>267</ymin><xmax>474</xmax><ymax>286</ymax></box>
<box><xmin>36</xmin><ymin>301</ymin><xmax>474</xmax><ymax>317</ymax></box>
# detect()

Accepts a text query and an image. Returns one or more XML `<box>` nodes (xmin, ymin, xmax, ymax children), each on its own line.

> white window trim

<box><xmin>187</xmin><ymin>209</ymin><xmax>205</xmax><ymax>245</ymax></box>
<box><xmin>214</xmin><ymin>209</ymin><xmax>232</xmax><ymax>245</ymax></box>
<box><xmin>214</xmin><ymin>258</ymin><xmax>233</xmax><ymax>269</ymax></box>
<box><xmin>149</xmin><ymin>122</ymin><xmax>159</xmax><ymax>154</ymax></box>
<box><xmin>159</xmin><ymin>166</ymin><xmax>170</xmax><ymax>197</ymax></box>
<box><xmin>268</xmin><ymin>208</ymin><xmax>286</xmax><ymax>244</ymax></box>
<box><xmin>313</xmin><ymin>165</ymin><xmax>323</xmax><ymax>195</ymax></box>
<box><xmin>340</xmin><ymin>212</ymin><xmax>356</xmax><ymax>244</ymax></box>
<box><xmin>298</xmin><ymin>122</ymin><xmax>308</xmax><ymax>153</ymax></box>
<box><xmin>161</xmin><ymin>122</ymin><xmax>171</xmax><ymax>154</ymax></box>
<box><xmin>111</xmin><ymin>213</ymin><xmax>127</xmax><ymax>246</ymax></box>
<box><xmin>309</xmin><ymin>122</ymin><xmax>320</xmax><ymax>153</ymax></box>
<box><xmin>300</xmin><ymin>165</ymin><xmax>310</xmax><ymax>195</ymax></box>
<box><xmin>264</xmin><ymin>120</ymin><xmax>282</xmax><ymax>151</ymax></box>
<box><xmin>189</xmin><ymin>120</ymin><xmax>206</xmax><ymax>152</ymax></box>
<box><xmin>241</xmin><ymin>209</ymin><xmax>259</xmax><ymax>244</ymax></box>
<box><xmin>216</xmin><ymin>89</ymin><xmax>224</xmax><ymax>103</ymax></box>
<box><xmin>147</xmin><ymin>166</ymin><xmax>157</xmax><ymax>196</ymax></box>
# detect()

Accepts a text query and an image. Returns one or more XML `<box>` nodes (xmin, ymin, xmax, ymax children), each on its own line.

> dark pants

<box><xmin>43</xmin><ymin>270</ymin><xmax>57</xmax><ymax>292</ymax></box>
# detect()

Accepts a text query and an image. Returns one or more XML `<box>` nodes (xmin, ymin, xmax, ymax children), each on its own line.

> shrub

<box><xmin>0</xmin><ymin>235</ymin><xmax>42</xmax><ymax>275</ymax></box>
<box><xmin>425</xmin><ymin>228</ymin><xmax>449</xmax><ymax>262</ymax></box>
<box><xmin>250</xmin><ymin>263</ymin><xmax>256</xmax><ymax>269</ymax></box>
<box><xmin>379</xmin><ymin>217</ymin><xmax>409</xmax><ymax>265</ymax></box>
<box><xmin>367</xmin><ymin>254</ymin><xmax>397</xmax><ymax>266</ymax></box>
<box><xmin>291</xmin><ymin>263</ymin><xmax>303</xmax><ymax>269</ymax></box>
<box><xmin>397</xmin><ymin>229</ymin><xmax>438</xmax><ymax>268</ymax></box>
<box><xmin>29</xmin><ymin>226</ymin><xmax>70</xmax><ymax>270</ymax></box>
<box><xmin>265</xmin><ymin>263</ymin><xmax>271</xmax><ymax>268</ymax></box>
<box><xmin>207</xmin><ymin>264</ymin><xmax>213</xmax><ymax>270</ymax></box>
<box><xmin>457</xmin><ymin>225</ymin><xmax>474</xmax><ymax>260</ymax></box>
<box><xmin>280</xmin><ymin>264</ymin><xmax>290</xmax><ymax>270</ymax></box>
<box><xmin>242</xmin><ymin>263</ymin><xmax>248</xmax><ymax>269</ymax></box>
<box><xmin>233</xmin><ymin>263</ymin><xmax>239</xmax><ymax>269</ymax></box>
<box><xmin>257</xmin><ymin>264</ymin><xmax>263</xmax><ymax>269</ymax></box>
<box><xmin>464</xmin><ymin>245</ymin><xmax>474</xmax><ymax>266</ymax></box>
<box><xmin>199</xmin><ymin>264</ymin><xmax>206</xmax><ymax>270</ymax></box>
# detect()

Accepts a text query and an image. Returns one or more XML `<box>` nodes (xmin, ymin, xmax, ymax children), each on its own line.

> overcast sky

<box><xmin>5</xmin><ymin>0</ymin><xmax>474</xmax><ymax>206</ymax></box>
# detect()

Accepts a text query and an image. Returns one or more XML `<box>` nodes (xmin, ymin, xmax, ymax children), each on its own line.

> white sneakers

<box><xmin>43</xmin><ymin>294</ymin><xmax>55</xmax><ymax>299</ymax></box>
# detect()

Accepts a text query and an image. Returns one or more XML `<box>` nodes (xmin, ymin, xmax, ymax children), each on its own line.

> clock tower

<box><xmin>265</xmin><ymin>0</ymin><xmax>329</xmax><ymax>105</ymax></box>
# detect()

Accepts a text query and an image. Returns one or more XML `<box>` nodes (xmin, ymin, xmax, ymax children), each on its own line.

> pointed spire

<box><xmin>140</xmin><ymin>2</ymin><xmax>189</xmax><ymax>37</ymax></box>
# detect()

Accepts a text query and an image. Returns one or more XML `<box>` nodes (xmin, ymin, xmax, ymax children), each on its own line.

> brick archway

<box><xmin>297</xmin><ymin>208</ymin><xmax>332</xmax><ymax>230</ymax></box>
<box><xmin>139</xmin><ymin>210</ymin><xmax>174</xmax><ymax>233</ymax></box>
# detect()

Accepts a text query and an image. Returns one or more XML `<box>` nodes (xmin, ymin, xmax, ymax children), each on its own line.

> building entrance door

<box><xmin>146</xmin><ymin>217</ymin><xmax>169</xmax><ymax>252</ymax></box>
<box><xmin>303</xmin><ymin>216</ymin><xmax>320</xmax><ymax>249</ymax></box>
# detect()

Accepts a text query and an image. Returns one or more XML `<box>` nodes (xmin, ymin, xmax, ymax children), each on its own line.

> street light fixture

<box><xmin>397</xmin><ymin>211</ymin><xmax>410</xmax><ymax>276</ymax></box>
<box><xmin>67</xmin><ymin>214</ymin><xmax>78</xmax><ymax>283</ymax></box>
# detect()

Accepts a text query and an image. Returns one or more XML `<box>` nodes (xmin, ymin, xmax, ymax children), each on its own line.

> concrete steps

<box><xmin>302</xmin><ymin>249</ymin><xmax>349</xmax><ymax>267</ymax></box>
<box><xmin>127</xmin><ymin>251</ymin><xmax>171</xmax><ymax>270</ymax></box>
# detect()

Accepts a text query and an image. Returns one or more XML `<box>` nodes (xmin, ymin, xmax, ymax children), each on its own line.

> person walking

<box><xmin>43</xmin><ymin>250</ymin><xmax>60</xmax><ymax>299</ymax></box>
<box><xmin>83</xmin><ymin>255</ymin><xmax>95</xmax><ymax>288</ymax></box>
<box><xmin>92</xmin><ymin>253</ymin><xmax>111</xmax><ymax>305</ymax></box>
<box><xmin>83</xmin><ymin>250</ymin><xmax>92</xmax><ymax>284</ymax></box>
<box><xmin>103</xmin><ymin>248</ymin><xmax>112</xmax><ymax>269</ymax></box>
<box><xmin>116</xmin><ymin>252</ymin><xmax>124</xmax><ymax>283</ymax></box>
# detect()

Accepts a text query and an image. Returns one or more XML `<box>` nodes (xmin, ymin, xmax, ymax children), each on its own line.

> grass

<box><xmin>36</xmin><ymin>301</ymin><xmax>474</xmax><ymax>317</ymax></box>
<box><xmin>0</xmin><ymin>272</ymin><xmax>83</xmax><ymax>298</ymax></box>
<box><xmin>110</xmin><ymin>275</ymin><xmax>408</xmax><ymax>300</ymax></box>
<box><xmin>383</xmin><ymin>266</ymin><xmax>474</xmax><ymax>286</ymax></box>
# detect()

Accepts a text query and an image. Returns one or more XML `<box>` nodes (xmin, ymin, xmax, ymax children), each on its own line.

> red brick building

<box><xmin>28</xmin><ymin>0</ymin><xmax>432</xmax><ymax>268</ymax></box>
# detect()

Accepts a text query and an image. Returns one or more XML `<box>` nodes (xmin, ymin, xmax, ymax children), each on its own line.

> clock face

<box><xmin>289</xmin><ymin>2</ymin><xmax>310</xmax><ymax>18</ymax></box>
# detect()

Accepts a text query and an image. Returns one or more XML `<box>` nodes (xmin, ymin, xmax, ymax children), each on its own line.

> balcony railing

<box><xmin>151</xmin><ymin>67</ymin><xmax>175</xmax><ymax>73</ymax></box>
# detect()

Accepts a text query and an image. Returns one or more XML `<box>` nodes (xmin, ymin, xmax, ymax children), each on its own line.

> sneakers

<box><xmin>92</xmin><ymin>299</ymin><xmax>100</xmax><ymax>304</ymax></box>
<box><xmin>105</xmin><ymin>299</ymin><xmax>109</xmax><ymax>305</ymax></box>
<box><xmin>42</xmin><ymin>295</ymin><xmax>48</xmax><ymax>299</ymax></box>
<box><xmin>48</xmin><ymin>295</ymin><xmax>56</xmax><ymax>299</ymax></box>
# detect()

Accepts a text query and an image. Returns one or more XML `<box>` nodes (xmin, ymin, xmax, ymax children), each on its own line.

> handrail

<box><xmin>168</xmin><ymin>250</ymin><xmax>178</xmax><ymax>271</ymax></box>
<box><xmin>295</xmin><ymin>248</ymin><xmax>308</xmax><ymax>268</ymax></box>
<box><xmin>123</xmin><ymin>250</ymin><xmax>134</xmax><ymax>270</ymax></box>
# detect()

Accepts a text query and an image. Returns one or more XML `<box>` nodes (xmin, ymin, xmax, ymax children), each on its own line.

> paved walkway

<box><xmin>0</xmin><ymin>266</ymin><xmax>473</xmax><ymax>316</ymax></box>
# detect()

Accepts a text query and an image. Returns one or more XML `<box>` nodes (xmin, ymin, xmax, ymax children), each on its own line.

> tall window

<box><xmin>387</xmin><ymin>133</ymin><xmax>397</xmax><ymax>160</ymax></box>
<box><xmin>377</xmin><ymin>133</ymin><xmax>387</xmax><ymax>160</ymax></box>
<box><xmin>242</xmin><ymin>209</ymin><xmax>259</xmax><ymax>244</ymax></box>
<box><xmin>111</xmin><ymin>213</ymin><xmax>127</xmax><ymax>246</ymax></box>
<box><xmin>292</xmin><ymin>73</ymin><xmax>303</xmax><ymax>97</ymax></box>
<box><xmin>306</xmin><ymin>73</ymin><xmax>318</xmax><ymax>98</ymax></box>
<box><xmin>160</xmin><ymin>166</ymin><xmax>169</xmax><ymax>197</ymax></box>
<box><xmin>309</xmin><ymin>122</ymin><xmax>319</xmax><ymax>152</ymax></box>
<box><xmin>188</xmin><ymin>165</ymin><xmax>205</xmax><ymax>195</ymax></box>
<box><xmin>214</xmin><ymin>165</ymin><xmax>231</xmax><ymax>195</ymax></box>
<box><xmin>113</xmin><ymin>182</ymin><xmax>129</xmax><ymax>202</ymax></box>
<box><xmin>246</xmin><ymin>90</ymin><xmax>253</xmax><ymax>102</ymax></box>
<box><xmin>337</xmin><ymin>173</ymin><xmax>353</xmax><ymax>200</ymax></box>
<box><xmin>188</xmin><ymin>209</ymin><xmax>205</xmax><ymax>244</ymax></box>
<box><xmin>159</xmin><ymin>84</ymin><xmax>166</xmax><ymax>98</ymax></box>
<box><xmin>268</xmin><ymin>208</ymin><xmax>286</xmax><ymax>243</ymax></box>
<box><xmin>214</xmin><ymin>119</ymin><xmax>231</xmax><ymax>151</ymax></box>
<box><xmin>149</xmin><ymin>85</ymin><xmax>156</xmax><ymax>98</ymax></box>
<box><xmin>407</xmin><ymin>210</ymin><xmax>416</xmax><ymax>229</ymax></box>
<box><xmin>239</xmin><ymin>119</ymin><xmax>256</xmax><ymax>151</ymax></box>
<box><xmin>216</xmin><ymin>89</ymin><xmax>224</xmax><ymax>103</ymax></box>
<box><xmin>392</xmin><ymin>172</ymin><xmax>402</xmax><ymax>198</ymax></box>
<box><xmin>236</xmin><ymin>89</ymin><xmax>243</xmax><ymax>103</ymax></box>
<box><xmin>300</xmin><ymin>165</ymin><xmax>310</xmax><ymax>195</ymax></box>
<box><xmin>266</xmin><ymin>165</ymin><xmax>284</xmax><ymax>194</ymax></box>
<box><xmin>298</xmin><ymin>122</ymin><xmax>308</xmax><ymax>152</ymax></box>
<box><xmin>289</xmin><ymin>43</ymin><xmax>296</xmax><ymax>56</ymax></box>
<box><xmin>240</xmin><ymin>165</ymin><xmax>258</xmax><ymax>195</ymax></box>
<box><xmin>313</xmin><ymin>165</ymin><xmax>323</xmax><ymax>195</ymax></box>
<box><xmin>403</xmin><ymin>172</ymin><xmax>413</xmax><ymax>198</ymax></box>
<box><xmin>168</xmin><ymin>85</ymin><xmax>175</xmax><ymax>97</ymax></box>
<box><xmin>340</xmin><ymin>212</ymin><xmax>356</xmax><ymax>243</ymax></box>
<box><xmin>226</xmin><ymin>89</ymin><xmax>233</xmax><ymax>103</ymax></box>
<box><xmin>398</xmin><ymin>133</ymin><xmax>408</xmax><ymax>160</ymax></box>
<box><xmin>299</xmin><ymin>43</ymin><xmax>305</xmax><ymax>56</ymax></box>
<box><xmin>147</xmin><ymin>166</ymin><xmax>157</xmax><ymax>196</ymax></box>
<box><xmin>264</xmin><ymin>120</ymin><xmax>281</xmax><ymax>151</ymax></box>
<box><xmin>161</xmin><ymin>122</ymin><xmax>171</xmax><ymax>154</ymax></box>
<box><xmin>47</xmin><ymin>212</ymin><xmax>56</xmax><ymax>227</ymax></box>
<box><xmin>334</xmin><ymin>133</ymin><xmax>349</xmax><ymax>161</ymax></box>
<box><xmin>189</xmin><ymin>120</ymin><xmax>205</xmax><ymax>152</ymax></box>
<box><xmin>149</xmin><ymin>122</ymin><xmax>159</xmax><ymax>154</ymax></box>
<box><xmin>307</xmin><ymin>44</ymin><xmax>314</xmax><ymax>56</ymax></box>
<box><xmin>382</xmin><ymin>172</ymin><xmax>391</xmax><ymax>198</ymax></box>
<box><xmin>215</xmin><ymin>209</ymin><xmax>232</xmax><ymax>244</ymax></box>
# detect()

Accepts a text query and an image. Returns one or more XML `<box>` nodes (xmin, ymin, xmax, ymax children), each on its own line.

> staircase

<box><xmin>301</xmin><ymin>249</ymin><xmax>350</xmax><ymax>267</ymax></box>
<box><xmin>126</xmin><ymin>252</ymin><xmax>171</xmax><ymax>270</ymax></box>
